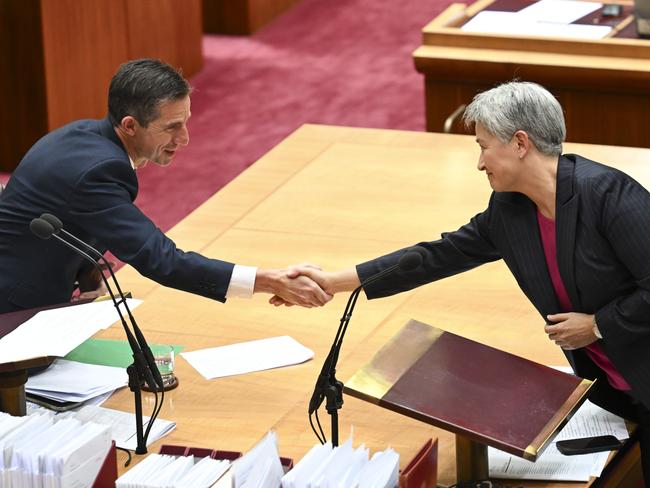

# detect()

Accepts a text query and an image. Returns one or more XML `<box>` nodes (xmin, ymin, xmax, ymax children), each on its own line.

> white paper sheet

<box><xmin>518</xmin><ymin>0</ymin><xmax>602</xmax><ymax>24</ymax></box>
<box><xmin>26</xmin><ymin>359</ymin><xmax>127</xmax><ymax>403</ymax></box>
<box><xmin>0</xmin><ymin>413</ymin><xmax>111</xmax><ymax>487</ymax></box>
<box><xmin>489</xmin><ymin>400</ymin><xmax>629</xmax><ymax>481</ymax></box>
<box><xmin>461</xmin><ymin>10</ymin><xmax>611</xmax><ymax>39</ymax></box>
<box><xmin>281</xmin><ymin>437</ymin><xmax>399</xmax><ymax>488</ymax></box>
<box><xmin>182</xmin><ymin>336</ymin><xmax>314</xmax><ymax>380</ymax></box>
<box><xmin>0</xmin><ymin>299</ymin><xmax>142</xmax><ymax>362</ymax></box>
<box><xmin>63</xmin><ymin>405</ymin><xmax>176</xmax><ymax>451</ymax></box>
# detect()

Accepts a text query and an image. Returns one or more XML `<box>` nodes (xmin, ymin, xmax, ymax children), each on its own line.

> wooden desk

<box><xmin>104</xmin><ymin>125</ymin><xmax>650</xmax><ymax>486</ymax></box>
<box><xmin>413</xmin><ymin>0</ymin><xmax>650</xmax><ymax>148</ymax></box>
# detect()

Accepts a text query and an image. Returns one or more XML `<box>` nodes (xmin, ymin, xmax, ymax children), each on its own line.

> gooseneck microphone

<box><xmin>29</xmin><ymin>217</ymin><xmax>157</xmax><ymax>389</ymax></box>
<box><xmin>29</xmin><ymin>215</ymin><xmax>161</xmax><ymax>455</ymax></box>
<box><xmin>308</xmin><ymin>246</ymin><xmax>427</xmax><ymax>446</ymax></box>
<box><xmin>38</xmin><ymin>213</ymin><xmax>164</xmax><ymax>390</ymax></box>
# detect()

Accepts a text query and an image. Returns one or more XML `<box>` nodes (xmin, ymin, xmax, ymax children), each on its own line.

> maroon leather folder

<box><xmin>159</xmin><ymin>444</ymin><xmax>294</xmax><ymax>471</ymax></box>
<box><xmin>344</xmin><ymin>320</ymin><xmax>594</xmax><ymax>460</ymax></box>
<box><xmin>92</xmin><ymin>441</ymin><xmax>118</xmax><ymax>488</ymax></box>
<box><xmin>399</xmin><ymin>438</ymin><xmax>438</xmax><ymax>488</ymax></box>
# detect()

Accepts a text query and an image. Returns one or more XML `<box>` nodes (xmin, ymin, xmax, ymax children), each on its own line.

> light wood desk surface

<box><xmin>103</xmin><ymin>124</ymin><xmax>650</xmax><ymax>486</ymax></box>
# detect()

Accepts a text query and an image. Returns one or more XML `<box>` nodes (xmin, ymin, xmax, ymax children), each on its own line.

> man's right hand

<box><xmin>268</xmin><ymin>266</ymin><xmax>361</xmax><ymax>307</ymax></box>
<box><xmin>254</xmin><ymin>267</ymin><xmax>332</xmax><ymax>308</ymax></box>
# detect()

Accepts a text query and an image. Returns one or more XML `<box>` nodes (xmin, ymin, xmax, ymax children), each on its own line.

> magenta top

<box><xmin>537</xmin><ymin>211</ymin><xmax>630</xmax><ymax>391</ymax></box>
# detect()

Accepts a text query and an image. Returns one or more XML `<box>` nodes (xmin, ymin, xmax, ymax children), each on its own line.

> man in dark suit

<box><xmin>281</xmin><ymin>81</ymin><xmax>650</xmax><ymax>483</ymax></box>
<box><xmin>0</xmin><ymin>59</ymin><xmax>331</xmax><ymax>313</ymax></box>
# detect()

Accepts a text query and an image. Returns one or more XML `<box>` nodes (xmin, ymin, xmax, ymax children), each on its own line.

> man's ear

<box><xmin>513</xmin><ymin>130</ymin><xmax>531</xmax><ymax>159</ymax></box>
<box><xmin>120</xmin><ymin>116</ymin><xmax>138</xmax><ymax>136</ymax></box>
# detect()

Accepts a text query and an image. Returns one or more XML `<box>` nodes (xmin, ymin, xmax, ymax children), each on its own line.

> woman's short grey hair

<box><xmin>463</xmin><ymin>81</ymin><xmax>566</xmax><ymax>156</ymax></box>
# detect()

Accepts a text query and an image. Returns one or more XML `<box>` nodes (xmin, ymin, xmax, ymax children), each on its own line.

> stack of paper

<box><xmin>281</xmin><ymin>437</ymin><xmax>399</xmax><ymax>488</ymax></box>
<box><xmin>115</xmin><ymin>454</ymin><xmax>230</xmax><ymax>487</ymax></box>
<box><xmin>0</xmin><ymin>411</ymin><xmax>111</xmax><ymax>487</ymax></box>
<box><xmin>62</xmin><ymin>405</ymin><xmax>176</xmax><ymax>451</ymax></box>
<box><xmin>232</xmin><ymin>431</ymin><xmax>284</xmax><ymax>488</ymax></box>
<box><xmin>182</xmin><ymin>336</ymin><xmax>313</xmax><ymax>380</ymax></box>
<box><xmin>26</xmin><ymin>358</ymin><xmax>128</xmax><ymax>406</ymax></box>
<box><xmin>0</xmin><ymin>298</ymin><xmax>142</xmax><ymax>363</ymax></box>
<box><xmin>489</xmin><ymin>399</ymin><xmax>630</xmax><ymax>481</ymax></box>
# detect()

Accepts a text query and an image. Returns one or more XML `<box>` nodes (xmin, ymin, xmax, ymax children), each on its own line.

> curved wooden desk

<box><xmin>413</xmin><ymin>0</ymin><xmax>650</xmax><ymax>148</ymax></box>
<box><xmin>102</xmin><ymin>125</ymin><xmax>649</xmax><ymax>486</ymax></box>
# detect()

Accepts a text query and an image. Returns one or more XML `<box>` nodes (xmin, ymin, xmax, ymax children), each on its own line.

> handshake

<box><xmin>255</xmin><ymin>264</ymin><xmax>359</xmax><ymax>308</ymax></box>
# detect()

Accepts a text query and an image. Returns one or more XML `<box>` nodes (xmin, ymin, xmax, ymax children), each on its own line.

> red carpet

<box><xmin>1</xmin><ymin>1</ymin><xmax>452</xmax><ymax>230</ymax></box>
<box><xmin>133</xmin><ymin>0</ymin><xmax>452</xmax><ymax>232</ymax></box>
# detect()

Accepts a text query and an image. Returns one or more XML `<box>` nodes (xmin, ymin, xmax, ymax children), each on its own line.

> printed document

<box><xmin>489</xmin><ymin>400</ymin><xmax>629</xmax><ymax>481</ymax></box>
<box><xmin>182</xmin><ymin>336</ymin><xmax>313</xmax><ymax>380</ymax></box>
<box><xmin>0</xmin><ymin>299</ymin><xmax>142</xmax><ymax>362</ymax></box>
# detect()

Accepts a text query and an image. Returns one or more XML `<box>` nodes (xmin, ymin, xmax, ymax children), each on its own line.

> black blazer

<box><xmin>0</xmin><ymin>118</ymin><xmax>233</xmax><ymax>313</ymax></box>
<box><xmin>357</xmin><ymin>155</ymin><xmax>650</xmax><ymax>409</ymax></box>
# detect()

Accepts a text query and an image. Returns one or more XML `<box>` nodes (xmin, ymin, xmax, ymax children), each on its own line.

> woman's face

<box><xmin>474</xmin><ymin>123</ymin><xmax>523</xmax><ymax>193</ymax></box>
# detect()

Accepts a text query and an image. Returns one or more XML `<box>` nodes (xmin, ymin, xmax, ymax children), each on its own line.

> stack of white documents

<box><xmin>0</xmin><ymin>410</ymin><xmax>111</xmax><ymax>487</ymax></box>
<box><xmin>489</xmin><ymin>399</ymin><xmax>630</xmax><ymax>481</ymax></box>
<box><xmin>116</xmin><ymin>431</ymin><xmax>284</xmax><ymax>488</ymax></box>
<box><xmin>232</xmin><ymin>431</ymin><xmax>284</xmax><ymax>488</ymax></box>
<box><xmin>281</xmin><ymin>437</ymin><xmax>399</xmax><ymax>488</ymax></box>
<box><xmin>0</xmin><ymin>299</ymin><xmax>142</xmax><ymax>363</ymax></box>
<box><xmin>61</xmin><ymin>405</ymin><xmax>176</xmax><ymax>451</ymax></box>
<box><xmin>115</xmin><ymin>453</ymin><xmax>230</xmax><ymax>488</ymax></box>
<box><xmin>26</xmin><ymin>359</ymin><xmax>128</xmax><ymax>405</ymax></box>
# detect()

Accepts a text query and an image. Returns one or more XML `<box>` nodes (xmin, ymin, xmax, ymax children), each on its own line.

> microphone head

<box><xmin>398</xmin><ymin>246</ymin><xmax>427</xmax><ymax>271</ymax></box>
<box><xmin>40</xmin><ymin>213</ymin><xmax>63</xmax><ymax>233</ymax></box>
<box><xmin>30</xmin><ymin>218</ymin><xmax>55</xmax><ymax>240</ymax></box>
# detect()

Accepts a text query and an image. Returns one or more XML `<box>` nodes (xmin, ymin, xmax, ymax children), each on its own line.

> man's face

<box><xmin>132</xmin><ymin>96</ymin><xmax>191</xmax><ymax>167</ymax></box>
<box><xmin>474</xmin><ymin>123</ymin><xmax>521</xmax><ymax>192</ymax></box>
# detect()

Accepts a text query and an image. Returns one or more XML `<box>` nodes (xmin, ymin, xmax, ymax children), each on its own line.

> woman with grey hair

<box><xmin>285</xmin><ymin>81</ymin><xmax>650</xmax><ymax>484</ymax></box>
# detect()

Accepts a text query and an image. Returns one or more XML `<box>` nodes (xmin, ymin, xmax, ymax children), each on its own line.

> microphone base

<box><xmin>142</xmin><ymin>374</ymin><xmax>179</xmax><ymax>392</ymax></box>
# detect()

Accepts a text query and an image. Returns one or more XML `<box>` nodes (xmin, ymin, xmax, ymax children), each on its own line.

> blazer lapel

<box><xmin>500</xmin><ymin>193</ymin><xmax>560</xmax><ymax>316</ymax></box>
<box><xmin>555</xmin><ymin>156</ymin><xmax>581</xmax><ymax>310</ymax></box>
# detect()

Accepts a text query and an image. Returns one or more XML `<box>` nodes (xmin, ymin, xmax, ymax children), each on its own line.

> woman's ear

<box><xmin>513</xmin><ymin>130</ymin><xmax>531</xmax><ymax>159</ymax></box>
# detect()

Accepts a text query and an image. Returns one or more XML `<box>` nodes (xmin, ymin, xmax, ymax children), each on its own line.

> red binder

<box><xmin>399</xmin><ymin>438</ymin><xmax>438</xmax><ymax>488</ymax></box>
<box><xmin>92</xmin><ymin>441</ymin><xmax>118</xmax><ymax>488</ymax></box>
<box><xmin>159</xmin><ymin>444</ymin><xmax>294</xmax><ymax>471</ymax></box>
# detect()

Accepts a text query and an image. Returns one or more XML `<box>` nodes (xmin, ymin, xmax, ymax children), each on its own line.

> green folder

<box><xmin>65</xmin><ymin>338</ymin><xmax>184</xmax><ymax>368</ymax></box>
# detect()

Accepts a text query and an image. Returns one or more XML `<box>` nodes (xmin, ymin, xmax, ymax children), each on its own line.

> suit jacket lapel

<box><xmin>499</xmin><ymin>193</ymin><xmax>560</xmax><ymax>316</ymax></box>
<box><xmin>555</xmin><ymin>156</ymin><xmax>581</xmax><ymax>310</ymax></box>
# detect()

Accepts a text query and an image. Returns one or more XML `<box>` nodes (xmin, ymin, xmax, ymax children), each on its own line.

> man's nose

<box><xmin>176</xmin><ymin>125</ymin><xmax>190</xmax><ymax>147</ymax></box>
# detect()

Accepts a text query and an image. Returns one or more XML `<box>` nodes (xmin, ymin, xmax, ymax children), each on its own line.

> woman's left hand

<box><xmin>545</xmin><ymin>312</ymin><xmax>598</xmax><ymax>350</ymax></box>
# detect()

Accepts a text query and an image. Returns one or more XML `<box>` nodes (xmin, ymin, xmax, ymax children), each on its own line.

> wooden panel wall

<box><xmin>0</xmin><ymin>0</ymin><xmax>48</xmax><ymax>172</ymax></box>
<box><xmin>1</xmin><ymin>0</ymin><xmax>203</xmax><ymax>173</ymax></box>
<box><xmin>40</xmin><ymin>0</ymin><xmax>130</xmax><ymax>130</ymax></box>
<box><xmin>126</xmin><ymin>0</ymin><xmax>203</xmax><ymax>77</ymax></box>
<box><xmin>203</xmin><ymin>0</ymin><xmax>301</xmax><ymax>34</ymax></box>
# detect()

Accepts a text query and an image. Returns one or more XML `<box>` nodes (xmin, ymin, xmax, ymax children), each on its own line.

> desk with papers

<box><xmin>8</xmin><ymin>125</ymin><xmax>650</xmax><ymax>486</ymax></box>
<box><xmin>413</xmin><ymin>0</ymin><xmax>650</xmax><ymax>148</ymax></box>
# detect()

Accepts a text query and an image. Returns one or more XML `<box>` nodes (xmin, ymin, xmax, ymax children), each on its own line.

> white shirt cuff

<box><xmin>226</xmin><ymin>265</ymin><xmax>257</xmax><ymax>299</ymax></box>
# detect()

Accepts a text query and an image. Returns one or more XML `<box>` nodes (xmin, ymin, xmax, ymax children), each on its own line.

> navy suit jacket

<box><xmin>357</xmin><ymin>155</ymin><xmax>650</xmax><ymax>410</ymax></box>
<box><xmin>0</xmin><ymin>118</ymin><xmax>234</xmax><ymax>313</ymax></box>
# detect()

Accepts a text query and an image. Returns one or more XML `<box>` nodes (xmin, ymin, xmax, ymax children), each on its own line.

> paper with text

<box><xmin>489</xmin><ymin>400</ymin><xmax>629</xmax><ymax>481</ymax></box>
<box><xmin>0</xmin><ymin>299</ymin><xmax>142</xmax><ymax>363</ymax></box>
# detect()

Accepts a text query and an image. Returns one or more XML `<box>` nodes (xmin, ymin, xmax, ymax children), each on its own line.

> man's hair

<box><xmin>463</xmin><ymin>81</ymin><xmax>566</xmax><ymax>156</ymax></box>
<box><xmin>108</xmin><ymin>59</ymin><xmax>191</xmax><ymax>128</ymax></box>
